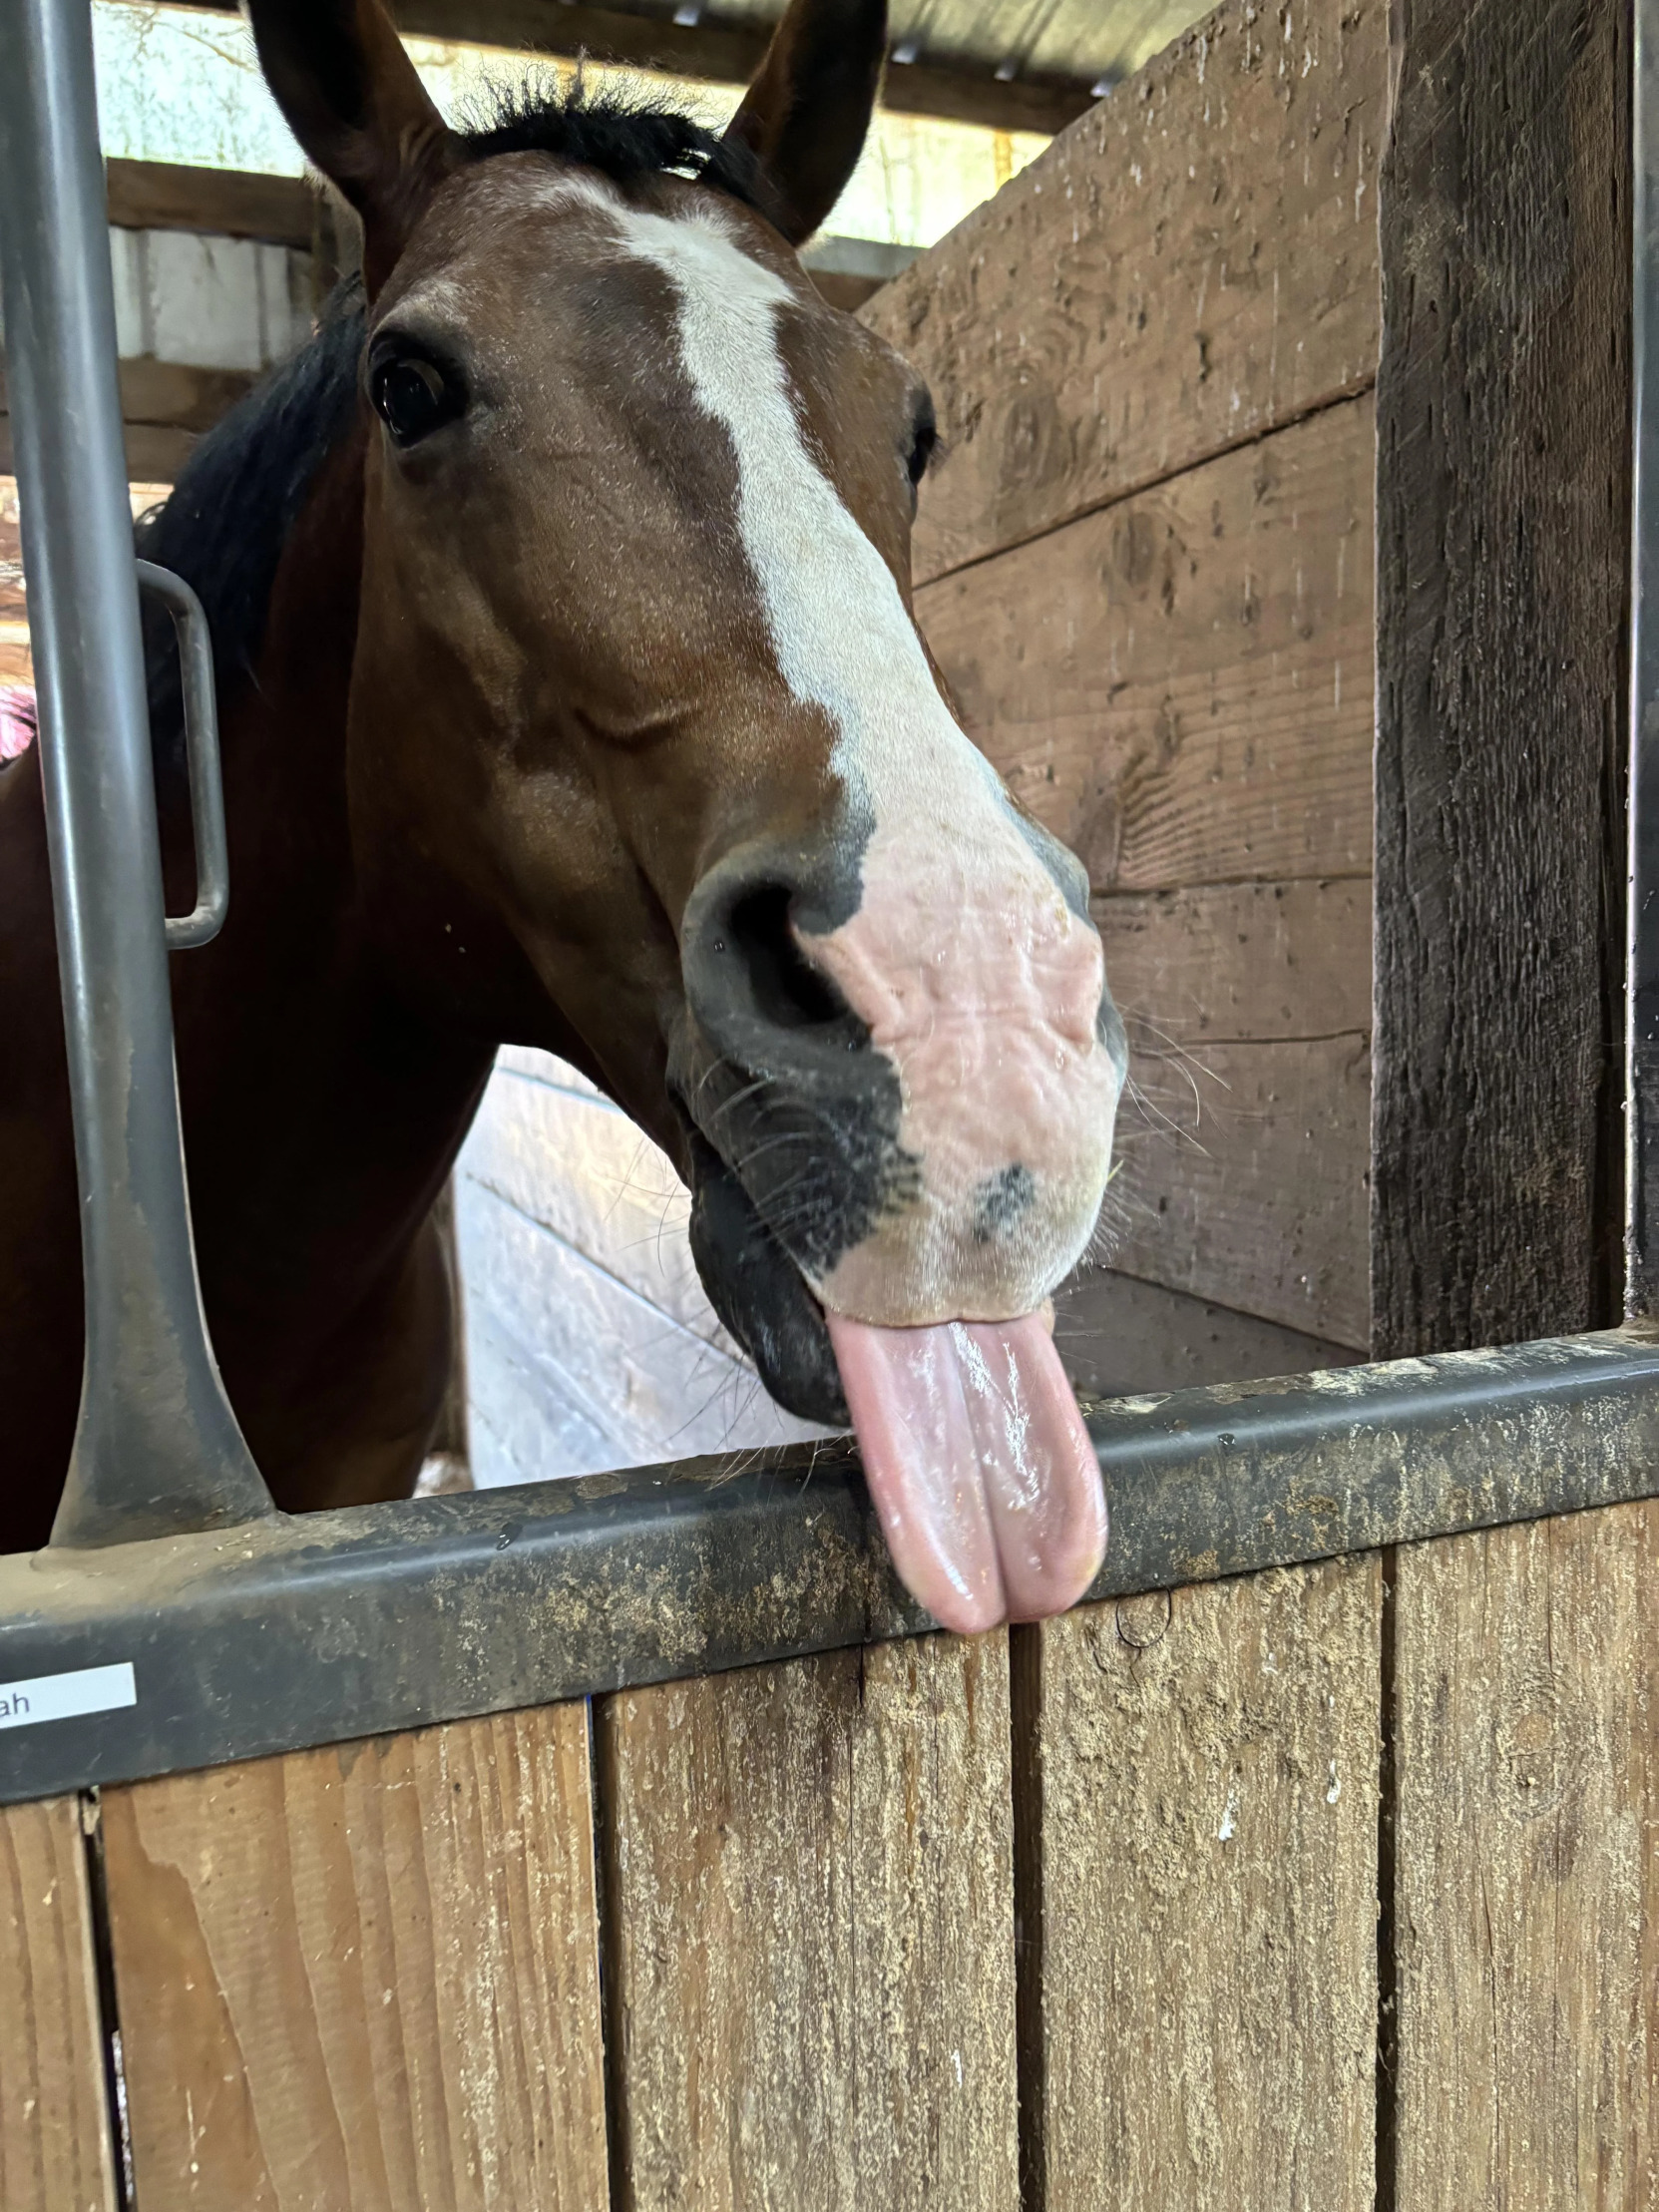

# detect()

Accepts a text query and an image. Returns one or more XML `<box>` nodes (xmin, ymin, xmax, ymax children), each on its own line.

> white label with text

<box><xmin>0</xmin><ymin>1661</ymin><xmax>137</xmax><ymax>1730</ymax></box>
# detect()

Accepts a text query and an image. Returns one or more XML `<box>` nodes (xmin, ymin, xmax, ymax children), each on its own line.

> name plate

<box><xmin>0</xmin><ymin>1661</ymin><xmax>137</xmax><ymax>1731</ymax></box>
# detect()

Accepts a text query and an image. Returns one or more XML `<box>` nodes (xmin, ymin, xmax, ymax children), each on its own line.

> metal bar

<box><xmin>0</xmin><ymin>0</ymin><xmax>273</xmax><ymax>1546</ymax></box>
<box><xmin>139</xmin><ymin>562</ymin><xmax>230</xmax><ymax>952</ymax></box>
<box><xmin>2</xmin><ymin>1327</ymin><xmax>1656</xmax><ymax>1806</ymax></box>
<box><xmin>1631</xmin><ymin>0</ymin><xmax>1659</xmax><ymax>1315</ymax></box>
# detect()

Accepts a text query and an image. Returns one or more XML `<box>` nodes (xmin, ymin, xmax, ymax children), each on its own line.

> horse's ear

<box><xmin>720</xmin><ymin>0</ymin><xmax>886</xmax><ymax>246</ymax></box>
<box><xmin>247</xmin><ymin>0</ymin><xmax>458</xmax><ymax>293</ymax></box>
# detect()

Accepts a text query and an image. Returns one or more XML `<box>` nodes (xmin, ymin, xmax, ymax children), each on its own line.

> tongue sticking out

<box><xmin>824</xmin><ymin>1310</ymin><xmax>1107</xmax><ymax>1634</ymax></box>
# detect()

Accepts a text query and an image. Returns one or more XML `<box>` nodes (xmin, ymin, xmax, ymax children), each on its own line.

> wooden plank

<box><xmin>865</xmin><ymin>0</ymin><xmax>1387</xmax><ymax>585</ymax></box>
<box><xmin>106</xmin><ymin>158</ymin><xmax>322</xmax><ymax>248</ymax></box>
<box><xmin>916</xmin><ymin>396</ymin><xmax>1375</xmax><ymax>893</ymax></box>
<box><xmin>1393</xmin><ymin>1503</ymin><xmax>1659</xmax><ymax>2210</ymax></box>
<box><xmin>2</xmin><ymin>359</ymin><xmax>246</xmax><ymax>488</ymax></box>
<box><xmin>1104</xmin><ymin>1030</ymin><xmax>1370</xmax><ymax>1347</ymax></box>
<box><xmin>0</xmin><ymin>1796</ymin><xmax>119</xmax><ymax>2212</ymax></box>
<box><xmin>1097</xmin><ymin>877</ymin><xmax>1372</xmax><ymax>1046</ymax></box>
<box><xmin>599</xmin><ymin>1634</ymin><xmax>1019</xmax><ymax>2211</ymax></box>
<box><xmin>1372</xmin><ymin>0</ymin><xmax>1630</xmax><ymax>1356</ymax></box>
<box><xmin>3</xmin><ymin>359</ymin><xmax>255</xmax><ymax>437</ymax></box>
<box><xmin>0</xmin><ymin>416</ymin><xmax>194</xmax><ymax>485</ymax></box>
<box><xmin>102</xmin><ymin>1706</ymin><xmax>609</xmax><ymax>2211</ymax></box>
<box><xmin>1055</xmin><ymin>1263</ymin><xmax>1359</xmax><ymax>1397</ymax></box>
<box><xmin>1089</xmin><ymin>879</ymin><xmax>1372</xmax><ymax>1346</ymax></box>
<box><xmin>1017</xmin><ymin>1554</ymin><xmax>1381</xmax><ymax>2208</ymax></box>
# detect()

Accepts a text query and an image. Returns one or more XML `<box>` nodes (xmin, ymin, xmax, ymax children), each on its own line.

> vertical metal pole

<box><xmin>1630</xmin><ymin>0</ymin><xmax>1659</xmax><ymax>1317</ymax></box>
<box><xmin>0</xmin><ymin>0</ymin><xmax>273</xmax><ymax>1543</ymax></box>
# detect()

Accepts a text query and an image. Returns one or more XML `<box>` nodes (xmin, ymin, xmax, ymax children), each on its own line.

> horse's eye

<box><xmin>907</xmin><ymin>417</ymin><xmax>938</xmax><ymax>491</ymax></box>
<box><xmin>371</xmin><ymin>355</ymin><xmax>461</xmax><ymax>447</ymax></box>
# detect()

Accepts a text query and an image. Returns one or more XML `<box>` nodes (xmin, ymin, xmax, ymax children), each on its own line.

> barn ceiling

<box><xmin>385</xmin><ymin>0</ymin><xmax>1214</xmax><ymax>134</ymax></box>
<box><xmin>712</xmin><ymin>0</ymin><xmax>1209</xmax><ymax>93</ymax></box>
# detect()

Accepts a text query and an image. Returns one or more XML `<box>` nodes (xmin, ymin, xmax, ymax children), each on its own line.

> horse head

<box><xmin>249</xmin><ymin>0</ymin><xmax>1127</xmax><ymax>1630</ymax></box>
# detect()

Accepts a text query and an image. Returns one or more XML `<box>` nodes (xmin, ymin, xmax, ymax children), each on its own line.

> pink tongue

<box><xmin>824</xmin><ymin>1310</ymin><xmax>1108</xmax><ymax>1635</ymax></box>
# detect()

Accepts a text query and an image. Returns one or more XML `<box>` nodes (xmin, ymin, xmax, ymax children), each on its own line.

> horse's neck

<box><xmin>165</xmin><ymin>437</ymin><xmax>494</xmax><ymax>1319</ymax></box>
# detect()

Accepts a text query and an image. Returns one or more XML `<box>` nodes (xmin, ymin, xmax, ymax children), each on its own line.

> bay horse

<box><xmin>0</xmin><ymin>0</ymin><xmax>1126</xmax><ymax>1632</ymax></box>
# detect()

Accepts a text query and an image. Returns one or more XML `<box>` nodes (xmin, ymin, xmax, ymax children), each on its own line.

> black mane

<box><xmin>463</xmin><ymin>80</ymin><xmax>758</xmax><ymax>200</ymax></box>
<box><xmin>140</xmin><ymin>84</ymin><xmax>756</xmax><ymax>780</ymax></box>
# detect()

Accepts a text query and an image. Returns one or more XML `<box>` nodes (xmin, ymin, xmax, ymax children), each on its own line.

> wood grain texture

<box><xmin>1</xmin><ymin>409</ymin><xmax>196</xmax><ymax>483</ymax></box>
<box><xmin>1098</xmin><ymin>877</ymin><xmax>1372</xmax><ymax>1045</ymax></box>
<box><xmin>1054</xmin><ymin>1262</ymin><xmax>1359</xmax><ymax>1395</ymax></box>
<box><xmin>105</xmin><ymin>158</ymin><xmax>321</xmax><ymax>247</ymax></box>
<box><xmin>1019</xmin><ymin>1556</ymin><xmax>1381</xmax><ymax>2208</ymax></box>
<box><xmin>0</xmin><ymin>1795</ymin><xmax>118</xmax><ymax>2212</ymax></box>
<box><xmin>1393</xmin><ymin>1503</ymin><xmax>1659</xmax><ymax>2210</ymax></box>
<box><xmin>1108</xmin><ymin>1030</ymin><xmax>1372</xmax><ymax>1346</ymax></box>
<box><xmin>864</xmin><ymin>0</ymin><xmax>1387</xmax><ymax>585</ymax></box>
<box><xmin>102</xmin><ymin>1706</ymin><xmax>608</xmax><ymax>2211</ymax></box>
<box><xmin>917</xmin><ymin>396</ymin><xmax>1375</xmax><ymax>894</ymax></box>
<box><xmin>599</xmin><ymin>1634</ymin><xmax>1018</xmax><ymax>2211</ymax></box>
<box><xmin>1372</xmin><ymin>0</ymin><xmax>1631</xmax><ymax>1356</ymax></box>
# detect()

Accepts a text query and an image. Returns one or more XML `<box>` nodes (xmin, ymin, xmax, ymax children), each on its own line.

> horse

<box><xmin>0</xmin><ymin>0</ymin><xmax>1127</xmax><ymax>1633</ymax></box>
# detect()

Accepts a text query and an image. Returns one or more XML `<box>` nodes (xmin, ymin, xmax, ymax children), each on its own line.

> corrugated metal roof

<box><xmin>393</xmin><ymin>0</ymin><xmax>1215</xmax><ymax>133</ymax></box>
<box><xmin>710</xmin><ymin>0</ymin><xmax>1209</xmax><ymax>93</ymax></box>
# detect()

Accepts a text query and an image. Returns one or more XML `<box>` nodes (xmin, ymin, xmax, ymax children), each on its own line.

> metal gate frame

<box><xmin>3</xmin><ymin>0</ymin><xmax>1659</xmax><ymax>1809</ymax></box>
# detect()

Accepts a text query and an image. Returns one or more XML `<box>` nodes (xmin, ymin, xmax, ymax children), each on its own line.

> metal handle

<box><xmin>138</xmin><ymin>559</ymin><xmax>229</xmax><ymax>950</ymax></box>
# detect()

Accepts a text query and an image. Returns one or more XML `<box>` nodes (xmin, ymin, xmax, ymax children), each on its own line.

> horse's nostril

<box><xmin>725</xmin><ymin>884</ymin><xmax>848</xmax><ymax>1031</ymax></box>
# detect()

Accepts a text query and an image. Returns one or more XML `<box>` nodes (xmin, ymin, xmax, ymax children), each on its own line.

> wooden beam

<box><xmin>106</xmin><ymin>156</ymin><xmax>321</xmax><ymax>248</ymax></box>
<box><xmin>1372</xmin><ymin>0</ymin><xmax>1631</xmax><ymax>1357</ymax></box>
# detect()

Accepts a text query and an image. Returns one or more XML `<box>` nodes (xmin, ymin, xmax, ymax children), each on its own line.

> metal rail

<box><xmin>1</xmin><ymin>1328</ymin><xmax>1656</xmax><ymax>1805</ymax></box>
<box><xmin>0</xmin><ymin>0</ymin><xmax>273</xmax><ymax>1547</ymax></box>
<box><xmin>1</xmin><ymin>0</ymin><xmax>1659</xmax><ymax>1809</ymax></box>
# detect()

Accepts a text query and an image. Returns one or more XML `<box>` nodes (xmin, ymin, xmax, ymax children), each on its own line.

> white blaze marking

<box><xmin>609</xmin><ymin>206</ymin><xmax>1002</xmax><ymax>820</ymax></box>
<box><xmin>583</xmin><ymin>196</ymin><xmax>1118</xmax><ymax>1321</ymax></box>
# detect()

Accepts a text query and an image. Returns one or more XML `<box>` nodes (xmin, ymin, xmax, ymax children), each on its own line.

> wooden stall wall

<box><xmin>865</xmin><ymin>0</ymin><xmax>1384</xmax><ymax>1388</ymax></box>
<box><xmin>7</xmin><ymin>9</ymin><xmax>1653</xmax><ymax>2211</ymax></box>
<box><xmin>1372</xmin><ymin>3</ymin><xmax>1654</xmax><ymax>2207</ymax></box>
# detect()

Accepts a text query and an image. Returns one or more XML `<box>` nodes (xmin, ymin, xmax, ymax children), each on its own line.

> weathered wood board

<box><xmin>0</xmin><ymin>1795</ymin><xmax>118</xmax><ymax>2212</ymax></box>
<box><xmin>1097</xmin><ymin>877</ymin><xmax>1372</xmax><ymax>1046</ymax></box>
<box><xmin>917</xmin><ymin>396</ymin><xmax>1375</xmax><ymax>895</ymax></box>
<box><xmin>101</xmin><ymin>1706</ymin><xmax>609</xmax><ymax>2211</ymax></box>
<box><xmin>1105</xmin><ymin>1030</ymin><xmax>1371</xmax><ymax>1347</ymax></box>
<box><xmin>1393</xmin><ymin>1501</ymin><xmax>1659</xmax><ymax>2210</ymax></box>
<box><xmin>1094</xmin><ymin>876</ymin><xmax>1373</xmax><ymax>1349</ymax></box>
<box><xmin>1372</xmin><ymin>0</ymin><xmax>1630</xmax><ymax>1354</ymax></box>
<box><xmin>1054</xmin><ymin>1262</ymin><xmax>1359</xmax><ymax>1396</ymax></box>
<box><xmin>1019</xmin><ymin>1556</ymin><xmax>1381</xmax><ymax>2210</ymax></box>
<box><xmin>864</xmin><ymin>0</ymin><xmax>1387</xmax><ymax>584</ymax></box>
<box><xmin>598</xmin><ymin>1633</ymin><xmax>1019</xmax><ymax>2211</ymax></box>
